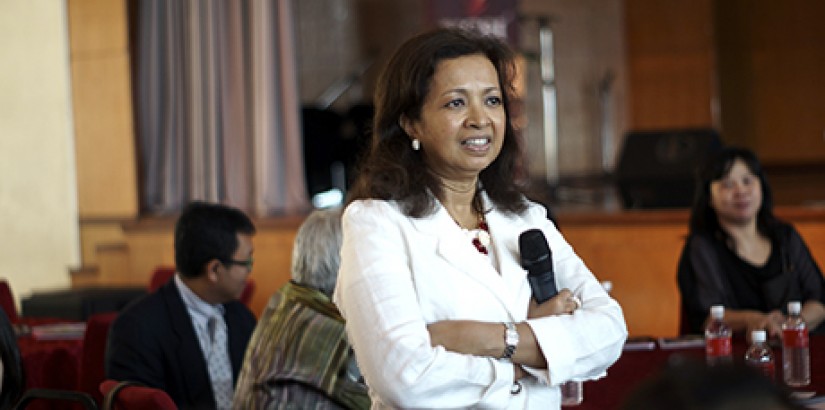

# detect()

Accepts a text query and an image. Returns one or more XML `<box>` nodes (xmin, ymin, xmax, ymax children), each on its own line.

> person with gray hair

<box><xmin>233</xmin><ymin>209</ymin><xmax>370</xmax><ymax>409</ymax></box>
<box><xmin>289</xmin><ymin>208</ymin><xmax>343</xmax><ymax>298</ymax></box>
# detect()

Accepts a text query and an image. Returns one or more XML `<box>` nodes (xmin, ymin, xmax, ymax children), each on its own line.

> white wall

<box><xmin>0</xmin><ymin>1</ymin><xmax>79</xmax><ymax>308</ymax></box>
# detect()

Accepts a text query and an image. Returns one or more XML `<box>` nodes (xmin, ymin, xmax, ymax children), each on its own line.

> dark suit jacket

<box><xmin>105</xmin><ymin>280</ymin><xmax>256</xmax><ymax>409</ymax></box>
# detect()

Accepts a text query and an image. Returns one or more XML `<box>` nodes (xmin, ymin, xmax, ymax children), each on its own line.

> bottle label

<box><xmin>706</xmin><ymin>336</ymin><xmax>732</xmax><ymax>357</ymax></box>
<box><xmin>783</xmin><ymin>328</ymin><xmax>809</xmax><ymax>348</ymax></box>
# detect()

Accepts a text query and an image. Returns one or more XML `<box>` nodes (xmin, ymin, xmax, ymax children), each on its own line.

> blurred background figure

<box><xmin>233</xmin><ymin>208</ymin><xmax>369</xmax><ymax>410</ymax></box>
<box><xmin>620</xmin><ymin>358</ymin><xmax>804</xmax><ymax>410</ymax></box>
<box><xmin>0</xmin><ymin>309</ymin><xmax>23</xmax><ymax>409</ymax></box>
<box><xmin>106</xmin><ymin>201</ymin><xmax>258</xmax><ymax>410</ymax></box>
<box><xmin>678</xmin><ymin>147</ymin><xmax>825</xmax><ymax>337</ymax></box>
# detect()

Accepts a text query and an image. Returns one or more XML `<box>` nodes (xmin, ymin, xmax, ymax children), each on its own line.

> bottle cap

<box><xmin>751</xmin><ymin>329</ymin><xmax>766</xmax><ymax>343</ymax></box>
<box><xmin>710</xmin><ymin>305</ymin><xmax>725</xmax><ymax>319</ymax></box>
<box><xmin>788</xmin><ymin>301</ymin><xmax>801</xmax><ymax>315</ymax></box>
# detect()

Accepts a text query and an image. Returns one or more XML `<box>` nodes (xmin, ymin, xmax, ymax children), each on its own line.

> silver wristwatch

<box><xmin>502</xmin><ymin>322</ymin><xmax>518</xmax><ymax>360</ymax></box>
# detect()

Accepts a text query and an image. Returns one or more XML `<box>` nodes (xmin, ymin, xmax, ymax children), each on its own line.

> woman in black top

<box><xmin>677</xmin><ymin>147</ymin><xmax>825</xmax><ymax>336</ymax></box>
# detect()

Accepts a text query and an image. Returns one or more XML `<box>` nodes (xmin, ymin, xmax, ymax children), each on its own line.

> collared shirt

<box><xmin>175</xmin><ymin>274</ymin><xmax>226</xmax><ymax>358</ymax></box>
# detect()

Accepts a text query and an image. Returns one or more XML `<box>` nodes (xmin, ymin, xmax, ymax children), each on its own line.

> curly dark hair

<box><xmin>346</xmin><ymin>27</ymin><xmax>528</xmax><ymax>217</ymax></box>
<box><xmin>689</xmin><ymin>146</ymin><xmax>780</xmax><ymax>241</ymax></box>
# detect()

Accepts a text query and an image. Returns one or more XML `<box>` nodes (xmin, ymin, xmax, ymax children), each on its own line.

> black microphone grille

<box><xmin>519</xmin><ymin>228</ymin><xmax>551</xmax><ymax>264</ymax></box>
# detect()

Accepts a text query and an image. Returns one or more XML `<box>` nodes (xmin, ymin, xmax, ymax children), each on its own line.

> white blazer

<box><xmin>334</xmin><ymin>194</ymin><xmax>627</xmax><ymax>409</ymax></box>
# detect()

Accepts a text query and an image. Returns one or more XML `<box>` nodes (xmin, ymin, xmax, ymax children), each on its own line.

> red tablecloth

<box><xmin>570</xmin><ymin>335</ymin><xmax>825</xmax><ymax>409</ymax></box>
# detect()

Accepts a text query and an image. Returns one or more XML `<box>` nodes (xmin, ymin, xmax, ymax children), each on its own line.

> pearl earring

<box><xmin>411</xmin><ymin>139</ymin><xmax>421</xmax><ymax>151</ymax></box>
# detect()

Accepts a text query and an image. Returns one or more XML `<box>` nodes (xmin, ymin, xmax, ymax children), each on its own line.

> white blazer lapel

<box><xmin>411</xmin><ymin>203</ymin><xmax>522</xmax><ymax>318</ymax></box>
<box><xmin>485</xmin><ymin>207</ymin><xmax>532</xmax><ymax>304</ymax></box>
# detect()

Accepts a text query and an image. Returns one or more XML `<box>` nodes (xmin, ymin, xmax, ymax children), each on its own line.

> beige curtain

<box><xmin>135</xmin><ymin>0</ymin><xmax>308</xmax><ymax>216</ymax></box>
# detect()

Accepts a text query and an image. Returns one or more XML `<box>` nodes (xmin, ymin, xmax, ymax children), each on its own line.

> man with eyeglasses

<box><xmin>106</xmin><ymin>201</ymin><xmax>257</xmax><ymax>410</ymax></box>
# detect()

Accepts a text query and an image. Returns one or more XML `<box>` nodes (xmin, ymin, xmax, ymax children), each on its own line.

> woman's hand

<box><xmin>527</xmin><ymin>288</ymin><xmax>580</xmax><ymax>319</ymax></box>
<box><xmin>514</xmin><ymin>364</ymin><xmax>527</xmax><ymax>382</ymax></box>
<box><xmin>741</xmin><ymin>310</ymin><xmax>785</xmax><ymax>340</ymax></box>
<box><xmin>801</xmin><ymin>300</ymin><xmax>825</xmax><ymax>331</ymax></box>
<box><xmin>762</xmin><ymin>310</ymin><xmax>786</xmax><ymax>338</ymax></box>
<box><xmin>707</xmin><ymin>309</ymin><xmax>785</xmax><ymax>341</ymax></box>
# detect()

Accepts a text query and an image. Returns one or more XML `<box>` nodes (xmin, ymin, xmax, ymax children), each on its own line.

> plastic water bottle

<box><xmin>705</xmin><ymin>305</ymin><xmax>732</xmax><ymax>366</ymax></box>
<box><xmin>745</xmin><ymin>330</ymin><xmax>775</xmax><ymax>381</ymax></box>
<box><xmin>559</xmin><ymin>281</ymin><xmax>616</xmax><ymax>405</ymax></box>
<box><xmin>559</xmin><ymin>282</ymin><xmax>615</xmax><ymax>405</ymax></box>
<box><xmin>560</xmin><ymin>380</ymin><xmax>583</xmax><ymax>406</ymax></box>
<box><xmin>782</xmin><ymin>301</ymin><xmax>810</xmax><ymax>386</ymax></box>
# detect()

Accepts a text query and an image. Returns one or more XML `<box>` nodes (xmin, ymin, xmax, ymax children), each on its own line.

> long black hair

<box><xmin>347</xmin><ymin>27</ymin><xmax>528</xmax><ymax>217</ymax></box>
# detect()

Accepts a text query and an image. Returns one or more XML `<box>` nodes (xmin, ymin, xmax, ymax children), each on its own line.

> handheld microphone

<box><xmin>519</xmin><ymin>229</ymin><xmax>558</xmax><ymax>304</ymax></box>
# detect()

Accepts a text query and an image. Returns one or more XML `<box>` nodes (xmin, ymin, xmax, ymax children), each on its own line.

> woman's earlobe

<box><xmin>399</xmin><ymin>117</ymin><xmax>421</xmax><ymax>150</ymax></box>
<box><xmin>399</xmin><ymin>115</ymin><xmax>412</xmax><ymax>137</ymax></box>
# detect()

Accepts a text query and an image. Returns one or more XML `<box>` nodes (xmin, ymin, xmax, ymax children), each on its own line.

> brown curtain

<box><xmin>135</xmin><ymin>0</ymin><xmax>308</xmax><ymax>216</ymax></box>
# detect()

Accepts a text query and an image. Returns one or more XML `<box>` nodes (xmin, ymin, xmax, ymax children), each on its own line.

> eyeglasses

<box><xmin>223</xmin><ymin>258</ymin><xmax>253</xmax><ymax>270</ymax></box>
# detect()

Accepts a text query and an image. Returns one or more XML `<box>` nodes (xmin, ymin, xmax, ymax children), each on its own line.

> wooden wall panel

<box><xmin>796</xmin><ymin>221</ymin><xmax>825</xmax><ymax>269</ymax></box>
<box><xmin>716</xmin><ymin>0</ymin><xmax>825</xmax><ymax>164</ymax></box>
<box><xmin>68</xmin><ymin>0</ymin><xmax>138</xmax><ymax>219</ymax></box>
<box><xmin>623</xmin><ymin>0</ymin><xmax>718</xmax><ymax>131</ymax></box>
<box><xmin>83</xmin><ymin>207</ymin><xmax>825</xmax><ymax>333</ymax></box>
<box><xmin>119</xmin><ymin>217</ymin><xmax>304</xmax><ymax>317</ymax></box>
<box><xmin>561</xmin><ymin>218</ymin><xmax>688</xmax><ymax>337</ymax></box>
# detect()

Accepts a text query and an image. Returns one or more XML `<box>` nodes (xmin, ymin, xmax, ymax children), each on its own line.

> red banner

<box><xmin>425</xmin><ymin>0</ymin><xmax>519</xmax><ymax>45</ymax></box>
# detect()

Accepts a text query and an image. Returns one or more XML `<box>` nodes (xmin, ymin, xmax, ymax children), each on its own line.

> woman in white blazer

<box><xmin>334</xmin><ymin>27</ymin><xmax>627</xmax><ymax>409</ymax></box>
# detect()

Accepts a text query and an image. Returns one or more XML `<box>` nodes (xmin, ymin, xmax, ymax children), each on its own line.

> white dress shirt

<box><xmin>175</xmin><ymin>274</ymin><xmax>233</xmax><ymax>410</ymax></box>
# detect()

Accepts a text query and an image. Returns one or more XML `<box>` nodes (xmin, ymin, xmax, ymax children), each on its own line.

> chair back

<box><xmin>99</xmin><ymin>380</ymin><xmax>177</xmax><ymax>410</ymax></box>
<box><xmin>239</xmin><ymin>278</ymin><xmax>255</xmax><ymax>307</ymax></box>
<box><xmin>79</xmin><ymin>312</ymin><xmax>119</xmax><ymax>405</ymax></box>
<box><xmin>0</xmin><ymin>308</ymin><xmax>24</xmax><ymax>409</ymax></box>
<box><xmin>13</xmin><ymin>388</ymin><xmax>98</xmax><ymax>410</ymax></box>
<box><xmin>0</xmin><ymin>279</ymin><xmax>19</xmax><ymax>323</ymax></box>
<box><xmin>148</xmin><ymin>266</ymin><xmax>176</xmax><ymax>292</ymax></box>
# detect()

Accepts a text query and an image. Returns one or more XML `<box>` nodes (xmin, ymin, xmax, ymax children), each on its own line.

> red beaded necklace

<box><xmin>449</xmin><ymin>191</ymin><xmax>490</xmax><ymax>255</ymax></box>
<box><xmin>472</xmin><ymin>219</ymin><xmax>491</xmax><ymax>255</ymax></box>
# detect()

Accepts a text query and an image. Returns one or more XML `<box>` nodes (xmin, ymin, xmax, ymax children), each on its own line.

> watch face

<box><xmin>506</xmin><ymin>330</ymin><xmax>519</xmax><ymax>345</ymax></box>
<box><xmin>504</xmin><ymin>322</ymin><xmax>519</xmax><ymax>359</ymax></box>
